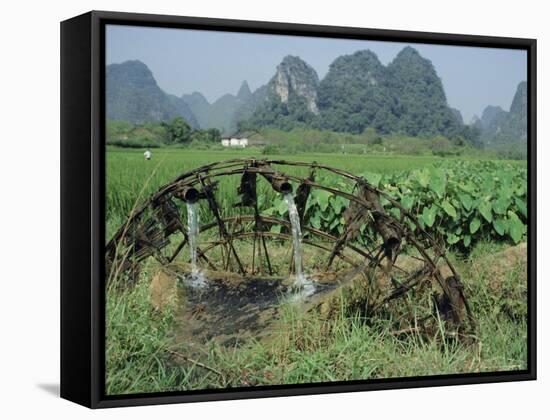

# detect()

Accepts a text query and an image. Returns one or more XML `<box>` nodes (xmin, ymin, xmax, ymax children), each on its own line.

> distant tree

<box><xmin>430</xmin><ymin>136</ymin><xmax>453</xmax><ymax>156</ymax></box>
<box><xmin>262</xmin><ymin>144</ymin><xmax>280</xmax><ymax>155</ymax></box>
<box><xmin>106</xmin><ymin>120</ymin><xmax>134</xmax><ymax>142</ymax></box>
<box><xmin>189</xmin><ymin>128</ymin><xmax>221</xmax><ymax>143</ymax></box>
<box><xmin>164</xmin><ymin>117</ymin><xmax>192</xmax><ymax>144</ymax></box>
<box><xmin>246</xmin><ymin>93</ymin><xmax>317</xmax><ymax>132</ymax></box>
<box><xmin>361</xmin><ymin>127</ymin><xmax>382</xmax><ymax>145</ymax></box>
<box><xmin>206</xmin><ymin>128</ymin><xmax>221</xmax><ymax>142</ymax></box>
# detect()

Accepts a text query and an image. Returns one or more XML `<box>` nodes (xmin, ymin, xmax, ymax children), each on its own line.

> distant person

<box><xmin>144</xmin><ymin>149</ymin><xmax>152</xmax><ymax>161</ymax></box>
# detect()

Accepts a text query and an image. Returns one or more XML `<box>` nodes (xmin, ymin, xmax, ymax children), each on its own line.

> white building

<box><xmin>221</xmin><ymin>135</ymin><xmax>248</xmax><ymax>148</ymax></box>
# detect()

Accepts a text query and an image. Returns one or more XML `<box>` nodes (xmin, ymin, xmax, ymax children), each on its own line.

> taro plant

<box><xmin>264</xmin><ymin>160</ymin><xmax>527</xmax><ymax>253</ymax></box>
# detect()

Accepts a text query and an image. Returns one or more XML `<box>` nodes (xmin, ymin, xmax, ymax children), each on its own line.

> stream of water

<box><xmin>284</xmin><ymin>193</ymin><xmax>314</xmax><ymax>296</ymax></box>
<box><xmin>186</xmin><ymin>202</ymin><xmax>206</xmax><ymax>288</ymax></box>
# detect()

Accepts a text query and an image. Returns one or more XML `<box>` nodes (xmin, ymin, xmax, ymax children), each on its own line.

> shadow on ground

<box><xmin>37</xmin><ymin>383</ymin><xmax>59</xmax><ymax>397</ymax></box>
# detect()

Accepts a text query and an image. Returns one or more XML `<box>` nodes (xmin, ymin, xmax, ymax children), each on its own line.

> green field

<box><xmin>106</xmin><ymin>148</ymin><xmax>488</xmax><ymax>230</ymax></box>
<box><xmin>105</xmin><ymin>147</ymin><xmax>528</xmax><ymax>395</ymax></box>
<box><xmin>106</xmin><ymin>147</ymin><xmax>526</xmax><ymax>247</ymax></box>
<box><xmin>107</xmin><ymin>148</ymin><xmax>444</xmax><ymax>235</ymax></box>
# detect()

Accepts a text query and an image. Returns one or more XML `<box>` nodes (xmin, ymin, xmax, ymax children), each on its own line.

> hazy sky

<box><xmin>106</xmin><ymin>24</ymin><xmax>527</xmax><ymax>122</ymax></box>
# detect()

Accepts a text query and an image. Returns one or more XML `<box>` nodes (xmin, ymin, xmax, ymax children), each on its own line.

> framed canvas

<box><xmin>60</xmin><ymin>10</ymin><xmax>536</xmax><ymax>408</ymax></box>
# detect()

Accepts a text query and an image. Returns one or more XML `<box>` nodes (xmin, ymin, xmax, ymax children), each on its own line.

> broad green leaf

<box><xmin>389</xmin><ymin>208</ymin><xmax>400</xmax><ymax>219</ymax></box>
<box><xmin>441</xmin><ymin>200</ymin><xmax>457</xmax><ymax>219</ymax></box>
<box><xmin>305</xmin><ymin>197</ymin><xmax>314</xmax><ymax>213</ymax></box>
<box><xmin>362</xmin><ymin>172</ymin><xmax>382</xmax><ymax>188</ymax></box>
<box><xmin>421</xmin><ymin>205</ymin><xmax>437</xmax><ymax>227</ymax></box>
<box><xmin>507</xmin><ymin>211</ymin><xmax>525</xmax><ymax>244</ymax></box>
<box><xmin>451</xmin><ymin>198</ymin><xmax>461</xmax><ymax>211</ymax></box>
<box><xmin>499</xmin><ymin>173</ymin><xmax>513</xmax><ymax>191</ymax></box>
<box><xmin>508</xmin><ymin>210</ymin><xmax>521</xmax><ymax>221</ymax></box>
<box><xmin>469</xmin><ymin>217</ymin><xmax>481</xmax><ymax>234</ymax></box>
<box><xmin>277</xmin><ymin>199</ymin><xmax>288</xmax><ymax>215</ymax></box>
<box><xmin>481</xmin><ymin>177</ymin><xmax>494</xmax><ymax>191</ymax></box>
<box><xmin>331</xmin><ymin>196</ymin><xmax>347</xmax><ymax>214</ymax></box>
<box><xmin>401</xmin><ymin>195</ymin><xmax>414</xmax><ymax>210</ymax></box>
<box><xmin>429</xmin><ymin>168</ymin><xmax>446</xmax><ymax>198</ymax></box>
<box><xmin>320</xmin><ymin>208</ymin><xmax>334</xmax><ymax>221</ymax></box>
<box><xmin>508</xmin><ymin>221</ymin><xmax>524</xmax><ymax>243</ymax></box>
<box><xmin>463</xmin><ymin>234</ymin><xmax>472</xmax><ymax>248</ymax></box>
<box><xmin>270</xmin><ymin>225</ymin><xmax>282</xmax><ymax>234</ymax></box>
<box><xmin>417</xmin><ymin>169</ymin><xmax>430</xmax><ymax>188</ymax></box>
<box><xmin>515</xmin><ymin>197</ymin><xmax>527</xmax><ymax>218</ymax></box>
<box><xmin>310</xmin><ymin>213</ymin><xmax>321</xmax><ymax>229</ymax></box>
<box><xmin>478</xmin><ymin>201</ymin><xmax>493</xmax><ymax>223</ymax></box>
<box><xmin>446</xmin><ymin>233</ymin><xmax>460</xmax><ymax>245</ymax></box>
<box><xmin>459</xmin><ymin>193</ymin><xmax>473</xmax><ymax>211</ymax></box>
<box><xmin>493</xmin><ymin>218</ymin><xmax>506</xmax><ymax>236</ymax></box>
<box><xmin>492</xmin><ymin>197</ymin><xmax>511</xmax><ymax>215</ymax></box>
<box><xmin>499</xmin><ymin>186</ymin><xmax>512</xmax><ymax>201</ymax></box>
<box><xmin>515</xmin><ymin>185</ymin><xmax>525</xmax><ymax>196</ymax></box>
<box><xmin>315</xmin><ymin>190</ymin><xmax>331</xmax><ymax>211</ymax></box>
<box><xmin>461</xmin><ymin>181</ymin><xmax>475</xmax><ymax>193</ymax></box>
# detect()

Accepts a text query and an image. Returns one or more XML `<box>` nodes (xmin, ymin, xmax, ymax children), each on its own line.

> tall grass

<box><xmin>105</xmin><ymin>240</ymin><xmax>527</xmax><ymax>395</ymax></box>
<box><xmin>106</xmin><ymin>262</ymin><xmax>181</xmax><ymax>395</ymax></box>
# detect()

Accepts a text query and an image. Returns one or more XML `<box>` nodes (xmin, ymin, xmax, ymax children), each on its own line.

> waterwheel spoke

<box><xmin>168</xmin><ymin>238</ymin><xmax>187</xmax><ymax>263</ymax></box>
<box><xmin>199</xmin><ymin>174</ymin><xmax>245</xmax><ymax>275</ymax></box>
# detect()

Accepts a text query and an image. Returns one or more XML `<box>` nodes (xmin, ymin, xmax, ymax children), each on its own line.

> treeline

<box><xmin>257</xmin><ymin>127</ymin><xmax>479</xmax><ymax>157</ymax></box>
<box><xmin>242</xmin><ymin>93</ymin><xmax>480</xmax><ymax>149</ymax></box>
<box><xmin>106</xmin><ymin>117</ymin><xmax>221</xmax><ymax>148</ymax></box>
<box><xmin>106</xmin><ymin>120</ymin><xmax>523</xmax><ymax>160</ymax></box>
<box><xmin>241</xmin><ymin>90</ymin><xmax>481</xmax><ymax>150</ymax></box>
<box><xmin>241</xmin><ymin>49</ymin><xmax>481</xmax><ymax>147</ymax></box>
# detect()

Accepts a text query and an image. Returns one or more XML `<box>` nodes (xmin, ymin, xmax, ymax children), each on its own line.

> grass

<box><xmin>105</xmin><ymin>239</ymin><xmax>527</xmax><ymax>395</ymax></box>
<box><xmin>105</xmin><ymin>147</ymin><xmax>528</xmax><ymax>395</ymax></box>
<box><xmin>106</xmin><ymin>264</ymin><xmax>180</xmax><ymax>395</ymax></box>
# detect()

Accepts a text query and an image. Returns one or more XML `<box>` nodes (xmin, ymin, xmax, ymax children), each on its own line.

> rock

<box><xmin>181</xmin><ymin>80</ymin><xmax>267</xmax><ymax>133</ymax></box>
<box><xmin>149</xmin><ymin>269</ymin><xmax>177</xmax><ymax>311</ymax></box>
<box><xmin>270</xmin><ymin>55</ymin><xmax>320</xmax><ymax>114</ymax></box>
<box><xmin>475</xmin><ymin>81</ymin><xmax>527</xmax><ymax>146</ymax></box>
<box><xmin>106</xmin><ymin>60</ymin><xmax>198</xmax><ymax>127</ymax></box>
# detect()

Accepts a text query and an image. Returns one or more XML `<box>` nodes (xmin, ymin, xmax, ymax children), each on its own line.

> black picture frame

<box><xmin>60</xmin><ymin>10</ymin><xmax>537</xmax><ymax>409</ymax></box>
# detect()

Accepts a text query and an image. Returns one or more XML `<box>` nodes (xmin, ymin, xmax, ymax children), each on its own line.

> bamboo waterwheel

<box><xmin>106</xmin><ymin>158</ymin><xmax>476</xmax><ymax>344</ymax></box>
